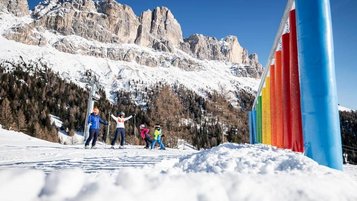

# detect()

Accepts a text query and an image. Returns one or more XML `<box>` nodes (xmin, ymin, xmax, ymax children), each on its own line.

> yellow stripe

<box><xmin>265</xmin><ymin>77</ymin><xmax>272</xmax><ymax>145</ymax></box>
<box><xmin>262</xmin><ymin>86</ymin><xmax>267</xmax><ymax>144</ymax></box>
<box><xmin>262</xmin><ymin>77</ymin><xmax>272</xmax><ymax>145</ymax></box>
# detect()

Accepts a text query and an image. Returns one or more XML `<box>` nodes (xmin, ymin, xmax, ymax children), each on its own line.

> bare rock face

<box><xmin>50</xmin><ymin>36</ymin><xmax>202</xmax><ymax>70</ymax></box>
<box><xmin>0</xmin><ymin>0</ymin><xmax>29</xmax><ymax>16</ymax></box>
<box><xmin>248</xmin><ymin>53</ymin><xmax>263</xmax><ymax>77</ymax></box>
<box><xmin>32</xmin><ymin>0</ymin><xmax>140</xmax><ymax>44</ymax></box>
<box><xmin>183</xmin><ymin>34</ymin><xmax>263</xmax><ymax>77</ymax></box>
<box><xmin>31</xmin><ymin>1</ymin><xmax>183</xmax><ymax>51</ymax></box>
<box><xmin>135</xmin><ymin>7</ymin><xmax>183</xmax><ymax>49</ymax></box>
<box><xmin>3</xmin><ymin>24</ymin><xmax>47</xmax><ymax>46</ymax></box>
<box><xmin>97</xmin><ymin>0</ymin><xmax>139</xmax><ymax>43</ymax></box>
<box><xmin>222</xmin><ymin>36</ymin><xmax>245</xmax><ymax>64</ymax></box>
<box><xmin>183</xmin><ymin>34</ymin><xmax>246</xmax><ymax>63</ymax></box>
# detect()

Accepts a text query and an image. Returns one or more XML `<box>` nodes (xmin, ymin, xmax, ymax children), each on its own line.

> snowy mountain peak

<box><xmin>1</xmin><ymin>0</ymin><xmax>263</xmax><ymax>72</ymax></box>
<box><xmin>0</xmin><ymin>0</ymin><xmax>262</xmax><ymax>138</ymax></box>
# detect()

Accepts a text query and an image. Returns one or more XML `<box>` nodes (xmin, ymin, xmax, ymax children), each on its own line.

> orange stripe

<box><xmin>270</xmin><ymin>64</ymin><xmax>277</xmax><ymax>146</ymax></box>
<box><xmin>275</xmin><ymin>51</ymin><xmax>284</xmax><ymax>148</ymax></box>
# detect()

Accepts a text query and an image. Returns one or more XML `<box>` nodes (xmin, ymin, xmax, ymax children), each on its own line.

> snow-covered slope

<box><xmin>0</xmin><ymin>13</ymin><xmax>260</xmax><ymax>106</ymax></box>
<box><xmin>1</xmin><ymin>127</ymin><xmax>357</xmax><ymax>201</ymax></box>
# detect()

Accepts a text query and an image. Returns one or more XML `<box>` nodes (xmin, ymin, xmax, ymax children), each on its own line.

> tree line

<box><xmin>340</xmin><ymin>110</ymin><xmax>357</xmax><ymax>164</ymax></box>
<box><xmin>3</xmin><ymin>58</ymin><xmax>354</xmax><ymax>156</ymax></box>
<box><xmin>0</xmin><ymin>59</ymin><xmax>254</xmax><ymax>148</ymax></box>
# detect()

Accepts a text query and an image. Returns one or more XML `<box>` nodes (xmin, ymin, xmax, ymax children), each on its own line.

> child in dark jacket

<box><xmin>85</xmin><ymin>107</ymin><xmax>108</xmax><ymax>149</ymax></box>
<box><xmin>139</xmin><ymin>124</ymin><xmax>153</xmax><ymax>149</ymax></box>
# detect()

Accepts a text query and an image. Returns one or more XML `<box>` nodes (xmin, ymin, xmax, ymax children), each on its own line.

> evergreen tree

<box><xmin>17</xmin><ymin>110</ymin><xmax>26</xmax><ymax>131</ymax></box>
<box><xmin>1</xmin><ymin>98</ymin><xmax>14</xmax><ymax>129</ymax></box>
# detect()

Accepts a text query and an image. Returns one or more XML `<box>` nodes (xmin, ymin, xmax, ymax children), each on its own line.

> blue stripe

<box><xmin>296</xmin><ymin>0</ymin><xmax>342</xmax><ymax>170</ymax></box>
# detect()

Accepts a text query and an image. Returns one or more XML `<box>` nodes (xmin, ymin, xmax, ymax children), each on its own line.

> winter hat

<box><xmin>155</xmin><ymin>124</ymin><xmax>161</xmax><ymax>130</ymax></box>
<box><xmin>118</xmin><ymin>111</ymin><xmax>125</xmax><ymax>116</ymax></box>
<box><xmin>139</xmin><ymin>124</ymin><xmax>145</xmax><ymax>129</ymax></box>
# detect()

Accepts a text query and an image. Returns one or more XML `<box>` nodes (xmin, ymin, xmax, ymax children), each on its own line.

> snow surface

<box><xmin>50</xmin><ymin>115</ymin><xmax>63</xmax><ymax>128</ymax></box>
<box><xmin>50</xmin><ymin>115</ymin><xmax>85</xmax><ymax>145</ymax></box>
<box><xmin>339</xmin><ymin>105</ymin><xmax>354</xmax><ymax>112</ymax></box>
<box><xmin>1</xmin><ymin>127</ymin><xmax>357</xmax><ymax>201</ymax></box>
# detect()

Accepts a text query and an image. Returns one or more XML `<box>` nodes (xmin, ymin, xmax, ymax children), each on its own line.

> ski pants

<box><xmin>144</xmin><ymin>135</ymin><xmax>153</xmax><ymax>148</ymax></box>
<box><xmin>85</xmin><ymin>128</ymin><xmax>99</xmax><ymax>147</ymax></box>
<box><xmin>151</xmin><ymin>135</ymin><xmax>165</xmax><ymax>150</ymax></box>
<box><xmin>112</xmin><ymin>128</ymin><xmax>126</xmax><ymax>146</ymax></box>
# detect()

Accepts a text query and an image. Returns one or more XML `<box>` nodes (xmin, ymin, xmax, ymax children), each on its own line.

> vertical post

<box><xmin>249</xmin><ymin>111</ymin><xmax>253</xmax><ymax>144</ymax></box>
<box><xmin>84</xmin><ymin>82</ymin><xmax>96</xmax><ymax>142</ymax></box>
<box><xmin>265</xmin><ymin>76</ymin><xmax>271</xmax><ymax>145</ymax></box>
<box><xmin>282</xmin><ymin>33</ymin><xmax>292</xmax><ymax>149</ymax></box>
<box><xmin>289</xmin><ymin>10</ymin><xmax>304</xmax><ymax>153</ymax></box>
<box><xmin>133</xmin><ymin>114</ymin><xmax>137</xmax><ymax>138</ymax></box>
<box><xmin>296</xmin><ymin>0</ymin><xmax>343</xmax><ymax>170</ymax></box>
<box><xmin>258</xmin><ymin>96</ymin><xmax>263</xmax><ymax>143</ymax></box>
<box><xmin>275</xmin><ymin>51</ymin><xmax>284</xmax><ymax>148</ymax></box>
<box><xmin>255</xmin><ymin>101</ymin><xmax>260</xmax><ymax>143</ymax></box>
<box><xmin>270</xmin><ymin>65</ymin><xmax>277</xmax><ymax>147</ymax></box>
<box><xmin>252</xmin><ymin>109</ymin><xmax>257</xmax><ymax>144</ymax></box>
<box><xmin>106</xmin><ymin>112</ymin><xmax>111</xmax><ymax>144</ymax></box>
<box><xmin>262</xmin><ymin>87</ymin><xmax>267</xmax><ymax>144</ymax></box>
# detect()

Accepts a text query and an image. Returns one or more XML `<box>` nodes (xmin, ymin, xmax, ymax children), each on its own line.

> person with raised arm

<box><xmin>111</xmin><ymin>111</ymin><xmax>132</xmax><ymax>149</ymax></box>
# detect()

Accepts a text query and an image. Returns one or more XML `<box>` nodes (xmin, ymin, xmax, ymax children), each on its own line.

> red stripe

<box><xmin>282</xmin><ymin>33</ymin><xmax>292</xmax><ymax>149</ymax></box>
<box><xmin>289</xmin><ymin>10</ymin><xmax>304</xmax><ymax>152</ymax></box>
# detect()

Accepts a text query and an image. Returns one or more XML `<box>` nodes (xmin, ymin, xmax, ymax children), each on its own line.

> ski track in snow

<box><xmin>0</xmin><ymin>131</ymin><xmax>192</xmax><ymax>173</ymax></box>
<box><xmin>0</xmin><ymin>146</ymin><xmax>180</xmax><ymax>174</ymax></box>
<box><xmin>1</xmin><ymin>127</ymin><xmax>357</xmax><ymax>201</ymax></box>
<box><xmin>0</xmin><ymin>130</ymin><xmax>188</xmax><ymax>174</ymax></box>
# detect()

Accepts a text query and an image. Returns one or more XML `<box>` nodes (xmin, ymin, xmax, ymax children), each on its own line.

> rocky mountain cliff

<box><xmin>0</xmin><ymin>0</ymin><xmax>29</xmax><ymax>16</ymax></box>
<box><xmin>0</xmin><ymin>0</ymin><xmax>262</xmax><ymax>76</ymax></box>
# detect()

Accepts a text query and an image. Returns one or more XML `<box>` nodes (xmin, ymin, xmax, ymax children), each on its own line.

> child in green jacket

<box><xmin>151</xmin><ymin>125</ymin><xmax>165</xmax><ymax>150</ymax></box>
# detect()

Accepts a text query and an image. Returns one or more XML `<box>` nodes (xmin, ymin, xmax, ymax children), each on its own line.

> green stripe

<box><xmin>256</xmin><ymin>96</ymin><xmax>262</xmax><ymax>143</ymax></box>
<box><xmin>255</xmin><ymin>101</ymin><xmax>259</xmax><ymax>143</ymax></box>
<box><xmin>259</xmin><ymin>96</ymin><xmax>263</xmax><ymax>143</ymax></box>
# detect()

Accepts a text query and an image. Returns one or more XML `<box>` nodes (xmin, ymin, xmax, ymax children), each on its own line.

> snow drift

<box><xmin>1</xmin><ymin>128</ymin><xmax>357</xmax><ymax>201</ymax></box>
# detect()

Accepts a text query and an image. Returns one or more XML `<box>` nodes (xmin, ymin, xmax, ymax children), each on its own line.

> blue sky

<box><xmin>27</xmin><ymin>0</ymin><xmax>357</xmax><ymax>110</ymax></box>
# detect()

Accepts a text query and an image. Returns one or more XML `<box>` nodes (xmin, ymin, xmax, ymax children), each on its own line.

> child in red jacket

<box><xmin>139</xmin><ymin>124</ymin><xmax>153</xmax><ymax>149</ymax></box>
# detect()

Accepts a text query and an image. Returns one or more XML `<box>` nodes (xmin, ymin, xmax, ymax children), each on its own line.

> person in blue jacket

<box><xmin>85</xmin><ymin>107</ymin><xmax>108</xmax><ymax>149</ymax></box>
